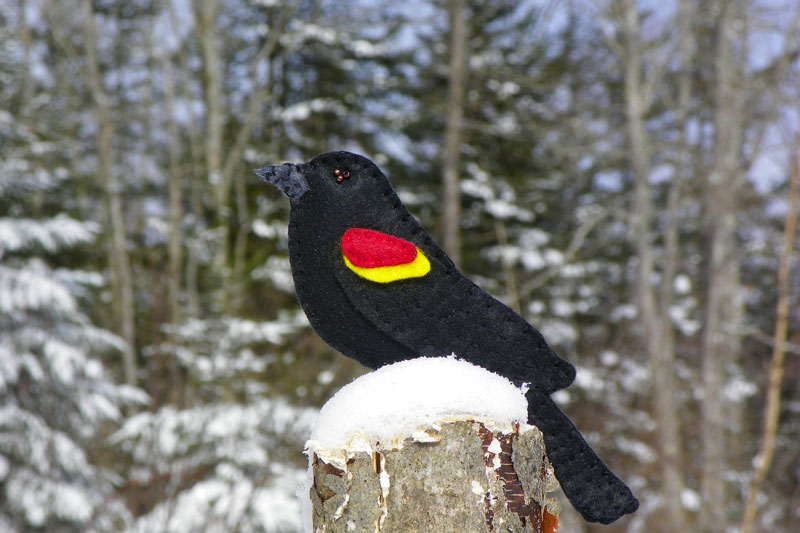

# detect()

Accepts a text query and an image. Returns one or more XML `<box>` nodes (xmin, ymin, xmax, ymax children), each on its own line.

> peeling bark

<box><xmin>309</xmin><ymin>420</ymin><xmax>560</xmax><ymax>532</ymax></box>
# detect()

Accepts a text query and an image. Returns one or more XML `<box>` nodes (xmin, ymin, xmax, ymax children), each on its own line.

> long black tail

<box><xmin>526</xmin><ymin>389</ymin><xmax>639</xmax><ymax>524</ymax></box>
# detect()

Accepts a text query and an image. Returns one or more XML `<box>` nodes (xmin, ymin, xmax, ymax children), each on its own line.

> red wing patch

<box><xmin>341</xmin><ymin>228</ymin><xmax>417</xmax><ymax>268</ymax></box>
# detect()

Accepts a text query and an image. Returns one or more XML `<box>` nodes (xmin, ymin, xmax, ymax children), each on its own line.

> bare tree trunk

<box><xmin>81</xmin><ymin>0</ymin><xmax>137</xmax><ymax>386</ymax></box>
<box><xmin>231</xmin><ymin>170</ymin><xmax>249</xmax><ymax>313</ymax></box>
<box><xmin>224</xmin><ymin>4</ymin><xmax>292</xmax><ymax>310</ymax></box>
<box><xmin>194</xmin><ymin>0</ymin><xmax>228</xmax><ymax>309</ymax></box>
<box><xmin>185</xmin><ymin>170</ymin><xmax>204</xmax><ymax>319</ymax></box>
<box><xmin>619</xmin><ymin>1</ymin><xmax>685</xmax><ymax>527</ymax></box>
<box><xmin>739</xmin><ymin>132</ymin><xmax>799</xmax><ymax>533</ymax></box>
<box><xmin>161</xmin><ymin>53</ymin><xmax>183</xmax><ymax>337</ymax></box>
<box><xmin>164</xmin><ymin>1</ymin><xmax>202</xmax><ymax>319</ymax></box>
<box><xmin>495</xmin><ymin>220</ymin><xmax>521</xmax><ymax>314</ymax></box>
<box><xmin>270</xmin><ymin>54</ymin><xmax>288</xmax><ymax>159</ymax></box>
<box><xmin>441</xmin><ymin>0</ymin><xmax>467</xmax><ymax>268</ymax></box>
<box><xmin>16</xmin><ymin>0</ymin><xmax>33</xmax><ymax>117</ymax></box>
<box><xmin>699</xmin><ymin>2</ymin><xmax>747</xmax><ymax>529</ymax></box>
<box><xmin>661</xmin><ymin>0</ymin><xmax>694</xmax><ymax>309</ymax></box>
<box><xmin>142</xmin><ymin>23</ymin><xmax>157</xmax><ymax>164</ymax></box>
<box><xmin>196</xmin><ymin>0</ymin><xmax>224</xmax><ymax>198</ymax></box>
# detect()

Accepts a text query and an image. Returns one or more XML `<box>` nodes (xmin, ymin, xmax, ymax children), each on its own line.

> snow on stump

<box><xmin>305</xmin><ymin>357</ymin><xmax>561</xmax><ymax>532</ymax></box>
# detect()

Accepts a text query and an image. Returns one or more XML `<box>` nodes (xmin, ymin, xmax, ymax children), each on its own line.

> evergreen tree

<box><xmin>0</xmin><ymin>104</ymin><xmax>146</xmax><ymax>533</ymax></box>
<box><xmin>1</xmin><ymin>1</ymin><xmax>797</xmax><ymax>530</ymax></box>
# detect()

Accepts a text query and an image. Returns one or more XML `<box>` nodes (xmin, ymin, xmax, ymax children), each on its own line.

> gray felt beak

<box><xmin>255</xmin><ymin>162</ymin><xmax>309</xmax><ymax>202</ymax></box>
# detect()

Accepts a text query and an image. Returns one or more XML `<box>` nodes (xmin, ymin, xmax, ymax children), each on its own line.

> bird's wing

<box><xmin>332</xmin><ymin>228</ymin><xmax>575</xmax><ymax>393</ymax></box>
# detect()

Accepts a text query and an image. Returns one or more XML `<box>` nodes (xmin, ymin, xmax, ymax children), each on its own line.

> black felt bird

<box><xmin>256</xmin><ymin>151</ymin><xmax>638</xmax><ymax>524</ymax></box>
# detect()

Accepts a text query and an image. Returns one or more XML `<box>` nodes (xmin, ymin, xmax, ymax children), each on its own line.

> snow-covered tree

<box><xmin>112</xmin><ymin>398</ymin><xmax>316</xmax><ymax>533</ymax></box>
<box><xmin>3</xmin><ymin>1</ymin><xmax>798</xmax><ymax>530</ymax></box>
<box><xmin>0</xmin><ymin>111</ymin><xmax>147</xmax><ymax>530</ymax></box>
<box><xmin>110</xmin><ymin>307</ymin><xmax>317</xmax><ymax>532</ymax></box>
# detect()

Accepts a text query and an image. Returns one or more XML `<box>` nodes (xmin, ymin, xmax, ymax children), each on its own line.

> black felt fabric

<box><xmin>259</xmin><ymin>151</ymin><xmax>638</xmax><ymax>523</ymax></box>
<box><xmin>526</xmin><ymin>389</ymin><xmax>639</xmax><ymax>524</ymax></box>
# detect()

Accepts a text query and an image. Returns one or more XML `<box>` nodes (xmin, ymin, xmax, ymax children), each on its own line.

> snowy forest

<box><xmin>1</xmin><ymin>0</ymin><xmax>799</xmax><ymax>531</ymax></box>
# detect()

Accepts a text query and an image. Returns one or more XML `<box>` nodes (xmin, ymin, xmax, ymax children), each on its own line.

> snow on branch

<box><xmin>0</xmin><ymin>216</ymin><xmax>98</xmax><ymax>256</ymax></box>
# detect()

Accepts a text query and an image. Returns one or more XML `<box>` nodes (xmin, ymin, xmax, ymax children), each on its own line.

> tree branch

<box><xmin>740</xmin><ymin>129</ymin><xmax>800</xmax><ymax>533</ymax></box>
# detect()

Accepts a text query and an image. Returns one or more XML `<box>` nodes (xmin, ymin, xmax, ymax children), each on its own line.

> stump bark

<box><xmin>308</xmin><ymin>419</ymin><xmax>561</xmax><ymax>532</ymax></box>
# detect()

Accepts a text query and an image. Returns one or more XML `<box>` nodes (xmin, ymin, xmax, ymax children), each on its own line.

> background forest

<box><xmin>1</xmin><ymin>0</ymin><xmax>798</xmax><ymax>531</ymax></box>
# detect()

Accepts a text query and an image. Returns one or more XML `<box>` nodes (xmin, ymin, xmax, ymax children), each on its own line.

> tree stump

<box><xmin>308</xmin><ymin>419</ymin><xmax>561</xmax><ymax>532</ymax></box>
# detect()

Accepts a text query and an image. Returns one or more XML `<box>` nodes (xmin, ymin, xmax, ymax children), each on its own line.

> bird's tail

<box><xmin>526</xmin><ymin>389</ymin><xmax>639</xmax><ymax>524</ymax></box>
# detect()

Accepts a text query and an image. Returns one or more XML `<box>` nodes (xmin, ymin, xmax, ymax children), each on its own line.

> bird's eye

<box><xmin>334</xmin><ymin>169</ymin><xmax>351</xmax><ymax>183</ymax></box>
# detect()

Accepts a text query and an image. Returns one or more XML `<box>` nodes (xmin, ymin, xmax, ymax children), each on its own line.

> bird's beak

<box><xmin>255</xmin><ymin>162</ymin><xmax>309</xmax><ymax>202</ymax></box>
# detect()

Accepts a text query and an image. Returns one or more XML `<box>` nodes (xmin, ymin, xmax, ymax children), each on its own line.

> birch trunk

<box><xmin>165</xmin><ymin>0</ymin><xmax>203</xmax><ymax>318</ymax></box>
<box><xmin>620</xmin><ymin>1</ymin><xmax>685</xmax><ymax>526</ymax></box>
<box><xmin>81</xmin><ymin>0</ymin><xmax>138</xmax><ymax>386</ymax></box>
<box><xmin>661</xmin><ymin>0</ymin><xmax>693</xmax><ymax>309</ymax></box>
<box><xmin>194</xmin><ymin>0</ymin><xmax>229</xmax><ymax>310</ymax></box>
<box><xmin>739</xmin><ymin>132</ymin><xmax>799</xmax><ymax>533</ymax></box>
<box><xmin>162</xmin><ymin>55</ymin><xmax>183</xmax><ymax>334</ymax></box>
<box><xmin>700</xmin><ymin>2</ymin><xmax>747</xmax><ymax>529</ymax></box>
<box><xmin>441</xmin><ymin>0</ymin><xmax>467</xmax><ymax>268</ymax></box>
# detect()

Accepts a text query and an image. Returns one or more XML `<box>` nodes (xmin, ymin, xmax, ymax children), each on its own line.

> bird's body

<box><xmin>258</xmin><ymin>151</ymin><xmax>638</xmax><ymax>524</ymax></box>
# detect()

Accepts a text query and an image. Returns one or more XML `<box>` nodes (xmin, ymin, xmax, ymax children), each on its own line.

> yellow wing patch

<box><xmin>344</xmin><ymin>247</ymin><xmax>431</xmax><ymax>283</ymax></box>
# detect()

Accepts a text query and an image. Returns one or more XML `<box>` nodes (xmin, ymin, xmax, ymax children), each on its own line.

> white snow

<box><xmin>461</xmin><ymin>178</ymin><xmax>493</xmax><ymax>200</ymax></box>
<box><xmin>521</xmin><ymin>249</ymin><xmax>546</xmax><ymax>270</ymax></box>
<box><xmin>574</xmin><ymin>365</ymin><xmax>605</xmax><ymax>394</ymax></box>
<box><xmin>279</xmin><ymin>98</ymin><xmax>346</xmax><ymax>122</ymax></box>
<box><xmin>251</xmin><ymin>255</ymin><xmax>295</xmax><ymax>293</ymax></box>
<box><xmin>600</xmin><ymin>350</ymin><xmax>620</xmax><ymax>366</ymax></box>
<box><xmin>251</xmin><ymin>219</ymin><xmax>286</xmax><ymax>239</ymax></box>
<box><xmin>722</xmin><ymin>376</ymin><xmax>758</xmax><ymax>403</ymax></box>
<box><xmin>485</xmin><ymin>198</ymin><xmax>534</xmax><ymax>221</ymax></box>
<box><xmin>668</xmin><ymin>302</ymin><xmax>700</xmax><ymax>336</ymax></box>
<box><xmin>673</xmin><ymin>274</ymin><xmax>692</xmax><ymax>295</ymax></box>
<box><xmin>350</xmin><ymin>39</ymin><xmax>383</xmax><ymax>57</ymax></box>
<box><xmin>680</xmin><ymin>488</ymin><xmax>701</xmax><ymax>511</ymax></box>
<box><xmin>317</xmin><ymin>369</ymin><xmax>335</xmax><ymax>385</ymax></box>
<box><xmin>610</xmin><ymin>303</ymin><xmax>638</xmax><ymax>322</ymax></box>
<box><xmin>0</xmin><ymin>215</ymin><xmax>96</xmax><ymax>255</ymax></box>
<box><xmin>0</xmin><ymin>263</ymin><xmax>78</xmax><ymax>316</ymax></box>
<box><xmin>128</xmin><ymin>463</ymin><xmax>307</xmax><ymax>533</ymax></box>
<box><xmin>307</xmin><ymin>356</ymin><xmax>528</xmax><ymax>450</ymax></box>
<box><xmin>614</xmin><ymin>435</ymin><xmax>656</xmax><ymax>463</ymax></box>
<box><xmin>539</xmin><ymin>319</ymin><xmax>578</xmax><ymax>346</ymax></box>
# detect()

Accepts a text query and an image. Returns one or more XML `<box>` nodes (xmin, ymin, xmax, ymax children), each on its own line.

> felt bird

<box><xmin>256</xmin><ymin>151</ymin><xmax>638</xmax><ymax>524</ymax></box>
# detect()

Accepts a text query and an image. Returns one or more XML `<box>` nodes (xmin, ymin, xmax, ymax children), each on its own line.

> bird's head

<box><xmin>255</xmin><ymin>151</ymin><xmax>392</xmax><ymax>208</ymax></box>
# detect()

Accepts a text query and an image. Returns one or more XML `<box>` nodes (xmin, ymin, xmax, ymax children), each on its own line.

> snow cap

<box><xmin>308</xmin><ymin>356</ymin><xmax>529</xmax><ymax>450</ymax></box>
